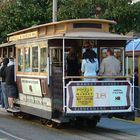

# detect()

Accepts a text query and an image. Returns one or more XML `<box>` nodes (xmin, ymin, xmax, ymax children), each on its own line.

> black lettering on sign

<box><xmin>115</xmin><ymin>96</ymin><xmax>120</xmax><ymax>100</ymax></box>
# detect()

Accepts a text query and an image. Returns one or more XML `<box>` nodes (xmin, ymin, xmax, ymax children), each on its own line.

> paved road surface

<box><xmin>0</xmin><ymin>109</ymin><xmax>140</xmax><ymax>140</ymax></box>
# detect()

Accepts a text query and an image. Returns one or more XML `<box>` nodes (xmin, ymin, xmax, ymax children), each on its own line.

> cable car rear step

<box><xmin>6</xmin><ymin>108</ymin><xmax>20</xmax><ymax>113</ymax></box>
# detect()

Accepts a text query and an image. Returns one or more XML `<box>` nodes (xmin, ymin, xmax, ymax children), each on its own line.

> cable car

<box><xmin>6</xmin><ymin>19</ymin><xmax>134</xmax><ymax>126</ymax></box>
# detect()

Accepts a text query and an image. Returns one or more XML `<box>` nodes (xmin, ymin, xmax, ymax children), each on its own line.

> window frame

<box><xmin>16</xmin><ymin>41</ymin><xmax>48</xmax><ymax>75</ymax></box>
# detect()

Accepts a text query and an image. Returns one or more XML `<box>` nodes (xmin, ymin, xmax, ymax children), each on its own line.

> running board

<box><xmin>6</xmin><ymin>108</ymin><xmax>20</xmax><ymax>113</ymax></box>
<box><xmin>52</xmin><ymin>117</ymin><xmax>70</xmax><ymax>123</ymax></box>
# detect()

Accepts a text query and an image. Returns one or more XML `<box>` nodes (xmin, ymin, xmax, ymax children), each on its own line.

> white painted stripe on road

<box><xmin>0</xmin><ymin>129</ymin><xmax>25</xmax><ymax>140</ymax></box>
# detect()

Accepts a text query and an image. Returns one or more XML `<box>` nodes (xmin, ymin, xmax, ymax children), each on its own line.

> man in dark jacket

<box><xmin>5</xmin><ymin>57</ymin><xmax>18</xmax><ymax>110</ymax></box>
<box><xmin>0</xmin><ymin>58</ymin><xmax>9</xmax><ymax>109</ymax></box>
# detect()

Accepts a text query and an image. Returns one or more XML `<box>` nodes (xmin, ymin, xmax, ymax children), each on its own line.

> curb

<box><xmin>132</xmin><ymin>117</ymin><xmax>140</xmax><ymax>124</ymax></box>
<box><xmin>0</xmin><ymin>108</ymin><xmax>9</xmax><ymax>115</ymax></box>
<box><xmin>114</xmin><ymin>117</ymin><xmax>140</xmax><ymax>124</ymax></box>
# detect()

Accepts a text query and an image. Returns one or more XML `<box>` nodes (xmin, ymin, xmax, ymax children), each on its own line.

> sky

<box><xmin>132</xmin><ymin>0</ymin><xmax>140</xmax><ymax>3</ymax></box>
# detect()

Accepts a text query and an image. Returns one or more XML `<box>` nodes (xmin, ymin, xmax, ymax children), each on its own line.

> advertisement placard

<box><xmin>21</xmin><ymin>78</ymin><xmax>42</xmax><ymax>97</ymax></box>
<box><xmin>66</xmin><ymin>81</ymin><xmax>131</xmax><ymax>114</ymax></box>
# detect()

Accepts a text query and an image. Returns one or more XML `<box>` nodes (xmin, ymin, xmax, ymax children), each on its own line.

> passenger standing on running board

<box><xmin>0</xmin><ymin>58</ymin><xmax>9</xmax><ymax>109</ymax></box>
<box><xmin>6</xmin><ymin>57</ymin><xmax>18</xmax><ymax>111</ymax></box>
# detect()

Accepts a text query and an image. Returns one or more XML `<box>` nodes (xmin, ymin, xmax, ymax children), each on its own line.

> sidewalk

<box><xmin>0</xmin><ymin>107</ymin><xmax>9</xmax><ymax>115</ymax></box>
<box><xmin>134</xmin><ymin>110</ymin><xmax>140</xmax><ymax>124</ymax></box>
<box><xmin>117</xmin><ymin>117</ymin><xmax>140</xmax><ymax>124</ymax></box>
<box><xmin>134</xmin><ymin>117</ymin><xmax>140</xmax><ymax>124</ymax></box>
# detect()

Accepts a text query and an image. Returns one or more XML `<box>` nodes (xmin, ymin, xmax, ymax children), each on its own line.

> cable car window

<box><xmin>114</xmin><ymin>48</ymin><xmax>122</xmax><ymax>71</ymax></box>
<box><xmin>40</xmin><ymin>47</ymin><xmax>47</xmax><ymax>72</ymax></box>
<box><xmin>127</xmin><ymin>57</ymin><xmax>138</xmax><ymax>75</ymax></box>
<box><xmin>18</xmin><ymin>48</ymin><xmax>24</xmax><ymax>72</ymax></box>
<box><xmin>52</xmin><ymin>48</ymin><xmax>62</xmax><ymax>67</ymax></box>
<box><xmin>100</xmin><ymin>48</ymin><xmax>107</xmax><ymax>61</ymax></box>
<box><xmin>24</xmin><ymin>47</ymin><xmax>31</xmax><ymax>72</ymax></box>
<box><xmin>9</xmin><ymin>47</ymin><xmax>13</xmax><ymax>57</ymax></box>
<box><xmin>32</xmin><ymin>46</ymin><xmax>38</xmax><ymax>72</ymax></box>
<box><xmin>73</xmin><ymin>23</ymin><xmax>102</xmax><ymax>29</ymax></box>
<box><xmin>3</xmin><ymin>48</ymin><xmax>7</xmax><ymax>57</ymax></box>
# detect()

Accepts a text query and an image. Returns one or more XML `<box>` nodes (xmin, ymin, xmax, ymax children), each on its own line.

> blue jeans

<box><xmin>1</xmin><ymin>82</ymin><xmax>9</xmax><ymax>109</ymax></box>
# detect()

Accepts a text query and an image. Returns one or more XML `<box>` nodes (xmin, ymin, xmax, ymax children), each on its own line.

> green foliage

<box><xmin>57</xmin><ymin>0</ymin><xmax>107</xmax><ymax>20</ymax></box>
<box><xmin>103</xmin><ymin>0</ymin><xmax>133</xmax><ymax>34</ymax></box>
<box><xmin>58</xmin><ymin>0</ymin><xmax>139</xmax><ymax>34</ymax></box>
<box><xmin>0</xmin><ymin>0</ymin><xmax>52</xmax><ymax>42</ymax></box>
<box><xmin>0</xmin><ymin>0</ymin><xmax>140</xmax><ymax>43</ymax></box>
<box><xmin>131</xmin><ymin>2</ymin><xmax>140</xmax><ymax>32</ymax></box>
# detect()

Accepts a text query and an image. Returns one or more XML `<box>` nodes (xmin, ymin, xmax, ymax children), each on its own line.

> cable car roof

<box><xmin>8</xmin><ymin>18</ymin><xmax>116</xmax><ymax>36</ymax></box>
<box><xmin>7</xmin><ymin>18</ymin><xmax>132</xmax><ymax>42</ymax></box>
<box><xmin>48</xmin><ymin>31</ymin><xmax>132</xmax><ymax>40</ymax></box>
<box><xmin>0</xmin><ymin>42</ymin><xmax>15</xmax><ymax>48</ymax></box>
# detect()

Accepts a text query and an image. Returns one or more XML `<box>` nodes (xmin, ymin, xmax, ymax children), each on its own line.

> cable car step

<box><xmin>6</xmin><ymin>108</ymin><xmax>20</xmax><ymax>113</ymax></box>
<box><xmin>52</xmin><ymin>117</ymin><xmax>70</xmax><ymax>123</ymax></box>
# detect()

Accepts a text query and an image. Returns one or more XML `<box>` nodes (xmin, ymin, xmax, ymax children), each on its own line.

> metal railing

<box><xmin>64</xmin><ymin>75</ymin><xmax>132</xmax><ymax>80</ymax></box>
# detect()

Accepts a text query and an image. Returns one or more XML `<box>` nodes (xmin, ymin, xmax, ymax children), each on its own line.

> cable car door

<box><xmin>49</xmin><ymin>47</ymin><xmax>63</xmax><ymax>115</ymax></box>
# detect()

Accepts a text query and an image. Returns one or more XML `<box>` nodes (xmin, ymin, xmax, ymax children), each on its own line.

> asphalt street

<box><xmin>0</xmin><ymin>109</ymin><xmax>140</xmax><ymax>140</ymax></box>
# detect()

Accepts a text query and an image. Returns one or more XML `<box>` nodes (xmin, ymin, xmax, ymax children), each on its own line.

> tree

<box><xmin>57</xmin><ymin>0</ymin><xmax>107</xmax><ymax>20</ymax></box>
<box><xmin>58</xmin><ymin>0</ymin><xmax>140</xmax><ymax>34</ymax></box>
<box><xmin>0</xmin><ymin>0</ymin><xmax>52</xmax><ymax>42</ymax></box>
<box><xmin>131</xmin><ymin>2</ymin><xmax>140</xmax><ymax>32</ymax></box>
<box><xmin>0</xmin><ymin>0</ymin><xmax>140</xmax><ymax>43</ymax></box>
<box><xmin>103</xmin><ymin>0</ymin><xmax>135</xmax><ymax>34</ymax></box>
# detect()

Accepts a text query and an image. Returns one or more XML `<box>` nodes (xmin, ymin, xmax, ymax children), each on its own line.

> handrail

<box><xmin>64</xmin><ymin>75</ymin><xmax>132</xmax><ymax>80</ymax></box>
